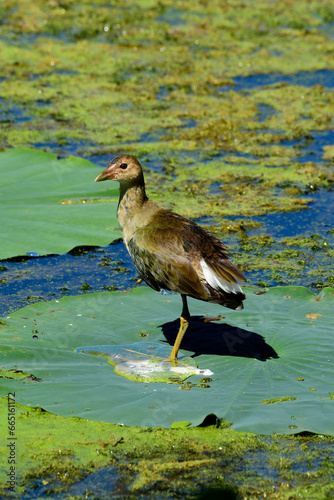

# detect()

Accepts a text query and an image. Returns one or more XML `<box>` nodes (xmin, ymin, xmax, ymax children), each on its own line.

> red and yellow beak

<box><xmin>94</xmin><ymin>162</ymin><xmax>117</xmax><ymax>182</ymax></box>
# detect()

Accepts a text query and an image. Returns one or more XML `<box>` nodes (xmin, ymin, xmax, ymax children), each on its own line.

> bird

<box><xmin>95</xmin><ymin>155</ymin><xmax>246</xmax><ymax>363</ymax></box>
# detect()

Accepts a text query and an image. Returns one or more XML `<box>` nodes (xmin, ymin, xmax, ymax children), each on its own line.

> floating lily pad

<box><xmin>0</xmin><ymin>148</ymin><xmax>119</xmax><ymax>260</ymax></box>
<box><xmin>76</xmin><ymin>343</ymin><xmax>213</xmax><ymax>384</ymax></box>
<box><xmin>1</xmin><ymin>285</ymin><xmax>334</xmax><ymax>434</ymax></box>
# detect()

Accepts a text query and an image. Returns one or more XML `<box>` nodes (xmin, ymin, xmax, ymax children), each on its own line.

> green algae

<box><xmin>226</xmin><ymin>229</ymin><xmax>334</xmax><ymax>290</ymax></box>
<box><xmin>0</xmin><ymin>369</ymin><xmax>42</xmax><ymax>383</ymax></box>
<box><xmin>0</xmin><ymin>1</ymin><xmax>333</xmax><ymax>225</ymax></box>
<box><xmin>323</xmin><ymin>144</ymin><xmax>334</xmax><ymax>160</ymax></box>
<box><xmin>148</xmin><ymin>156</ymin><xmax>333</xmax><ymax>219</ymax></box>
<box><xmin>261</xmin><ymin>396</ymin><xmax>298</xmax><ymax>405</ymax></box>
<box><xmin>283</xmin><ymin>235</ymin><xmax>331</xmax><ymax>249</ymax></box>
<box><xmin>1</xmin><ymin>398</ymin><xmax>334</xmax><ymax>498</ymax></box>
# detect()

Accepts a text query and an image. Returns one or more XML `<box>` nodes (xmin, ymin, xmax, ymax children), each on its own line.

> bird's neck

<box><xmin>119</xmin><ymin>181</ymin><xmax>147</xmax><ymax>209</ymax></box>
<box><xmin>117</xmin><ymin>181</ymin><xmax>148</xmax><ymax>234</ymax></box>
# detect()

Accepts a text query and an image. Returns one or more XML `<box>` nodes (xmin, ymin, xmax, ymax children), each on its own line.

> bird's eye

<box><xmin>119</xmin><ymin>163</ymin><xmax>128</xmax><ymax>170</ymax></box>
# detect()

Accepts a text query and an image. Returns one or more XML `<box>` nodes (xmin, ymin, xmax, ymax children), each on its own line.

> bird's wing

<box><xmin>183</xmin><ymin>221</ymin><xmax>247</xmax><ymax>297</ymax></box>
<box><xmin>127</xmin><ymin>224</ymin><xmax>208</xmax><ymax>300</ymax></box>
<box><xmin>154</xmin><ymin>211</ymin><xmax>247</xmax><ymax>285</ymax></box>
<box><xmin>196</xmin><ymin>234</ymin><xmax>247</xmax><ymax>284</ymax></box>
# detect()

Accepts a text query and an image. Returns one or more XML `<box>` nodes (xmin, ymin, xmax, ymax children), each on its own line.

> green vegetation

<box><xmin>0</xmin><ymin>0</ymin><xmax>333</xmax><ymax>217</ymax></box>
<box><xmin>1</xmin><ymin>398</ymin><xmax>334</xmax><ymax>499</ymax></box>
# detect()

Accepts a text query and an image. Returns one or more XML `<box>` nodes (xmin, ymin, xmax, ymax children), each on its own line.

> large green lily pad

<box><xmin>1</xmin><ymin>285</ymin><xmax>333</xmax><ymax>434</ymax></box>
<box><xmin>0</xmin><ymin>148</ymin><xmax>119</xmax><ymax>259</ymax></box>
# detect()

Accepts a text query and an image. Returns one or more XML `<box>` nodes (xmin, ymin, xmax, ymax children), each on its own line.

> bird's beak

<box><xmin>94</xmin><ymin>162</ymin><xmax>117</xmax><ymax>182</ymax></box>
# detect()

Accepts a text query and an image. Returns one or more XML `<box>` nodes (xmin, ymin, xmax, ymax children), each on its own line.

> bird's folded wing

<box><xmin>127</xmin><ymin>227</ymin><xmax>208</xmax><ymax>299</ymax></box>
<box><xmin>205</xmin><ymin>259</ymin><xmax>247</xmax><ymax>284</ymax></box>
<box><xmin>191</xmin><ymin>226</ymin><xmax>247</xmax><ymax>284</ymax></box>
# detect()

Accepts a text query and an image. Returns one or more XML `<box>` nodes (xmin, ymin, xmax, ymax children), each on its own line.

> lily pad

<box><xmin>0</xmin><ymin>148</ymin><xmax>119</xmax><ymax>259</ymax></box>
<box><xmin>1</xmin><ymin>285</ymin><xmax>334</xmax><ymax>434</ymax></box>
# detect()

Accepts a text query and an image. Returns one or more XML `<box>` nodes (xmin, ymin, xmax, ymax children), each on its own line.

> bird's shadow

<box><xmin>160</xmin><ymin>316</ymin><xmax>278</xmax><ymax>361</ymax></box>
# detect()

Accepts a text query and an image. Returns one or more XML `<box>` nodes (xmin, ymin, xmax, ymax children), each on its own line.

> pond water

<box><xmin>228</xmin><ymin>68</ymin><xmax>334</xmax><ymax>91</ymax></box>
<box><xmin>0</xmin><ymin>242</ymin><xmax>138</xmax><ymax>317</ymax></box>
<box><xmin>240</xmin><ymin>188</ymin><xmax>334</xmax><ymax>238</ymax></box>
<box><xmin>22</xmin><ymin>465</ymin><xmax>119</xmax><ymax>500</ymax></box>
<box><xmin>278</xmin><ymin>129</ymin><xmax>334</xmax><ymax>164</ymax></box>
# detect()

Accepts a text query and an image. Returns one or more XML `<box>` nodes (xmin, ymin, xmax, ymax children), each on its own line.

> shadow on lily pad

<box><xmin>160</xmin><ymin>316</ymin><xmax>278</xmax><ymax>361</ymax></box>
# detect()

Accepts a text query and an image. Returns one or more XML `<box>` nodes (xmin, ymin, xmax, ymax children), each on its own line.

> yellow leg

<box><xmin>168</xmin><ymin>316</ymin><xmax>189</xmax><ymax>363</ymax></box>
<box><xmin>168</xmin><ymin>295</ymin><xmax>190</xmax><ymax>364</ymax></box>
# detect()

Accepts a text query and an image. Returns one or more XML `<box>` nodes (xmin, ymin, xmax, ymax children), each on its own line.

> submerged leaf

<box><xmin>76</xmin><ymin>342</ymin><xmax>213</xmax><ymax>384</ymax></box>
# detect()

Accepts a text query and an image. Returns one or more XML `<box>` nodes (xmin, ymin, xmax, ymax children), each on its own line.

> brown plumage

<box><xmin>95</xmin><ymin>155</ymin><xmax>246</xmax><ymax>362</ymax></box>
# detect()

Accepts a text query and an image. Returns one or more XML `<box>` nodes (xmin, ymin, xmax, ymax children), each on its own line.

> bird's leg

<box><xmin>169</xmin><ymin>295</ymin><xmax>190</xmax><ymax>364</ymax></box>
<box><xmin>181</xmin><ymin>293</ymin><xmax>190</xmax><ymax>321</ymax></box>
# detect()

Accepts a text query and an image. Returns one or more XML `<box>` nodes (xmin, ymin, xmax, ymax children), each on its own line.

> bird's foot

<box><xmin>168</xmin><ymin>355</ymin><xmax>179</xmax><ymax>367</ymax></box>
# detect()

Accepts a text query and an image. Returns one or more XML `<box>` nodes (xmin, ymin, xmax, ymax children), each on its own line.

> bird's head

<box><xmin>95</xmin><ymin>155</ymin><xmax>144</xmax><ymax>185</ymax></box>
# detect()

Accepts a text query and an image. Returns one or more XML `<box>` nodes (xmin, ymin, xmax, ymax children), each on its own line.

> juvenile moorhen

<box><xmin>95</xmin><ymin>155</ymin><xmax>246</xmax><ymax>362</ymax></box>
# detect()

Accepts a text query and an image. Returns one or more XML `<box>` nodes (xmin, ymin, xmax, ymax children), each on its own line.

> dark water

<box><xmin>245</xmin><ymin>189</ymin><xmax>334</xmax><ymax>238</ymax></box>
<box><xmin>220</xmin><ymin>68</ymin><xmax>334</xmax><ymax>91</ymax></box>
<box><xmin>22</xmin><ymin>466</ymin><xmax>120</xmax><ymax>500</ymax></box>
<box><xmin>278</xmin><ymin>129</ymin><xmax>334</xmax><ymax>164</ymax></box>
<box><xmin>0</xmin><ymin>242</ymin><xmax>138</xmax><ymax>317</ymax></box>
<box><xmin>232</xmin><ymin>438</ymin><xmax>334</xmax><ymax>486</ymax></box>
<box><xmin>0</xmin><ymin>98</ymin><xmax>32</xmax><ymax>124</ymax></box>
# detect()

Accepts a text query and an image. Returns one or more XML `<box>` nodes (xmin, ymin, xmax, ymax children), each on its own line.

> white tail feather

<box><xmin>200</xmin><ymin>259</ymin><xmax>243</xmax><ymax>295</ymax></box>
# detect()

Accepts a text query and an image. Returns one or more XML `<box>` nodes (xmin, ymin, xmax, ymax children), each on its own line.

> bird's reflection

<box><xmin>160</xmin><ymin>316</ymin><xmax>278</xmax><ymax>361</ymax></box>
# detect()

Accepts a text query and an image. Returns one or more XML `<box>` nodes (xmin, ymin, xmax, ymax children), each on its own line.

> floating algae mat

<box><xmin>1</xmin><ymin>1</ymin><xmax>334</xmax><ymax>235</ymax></box>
